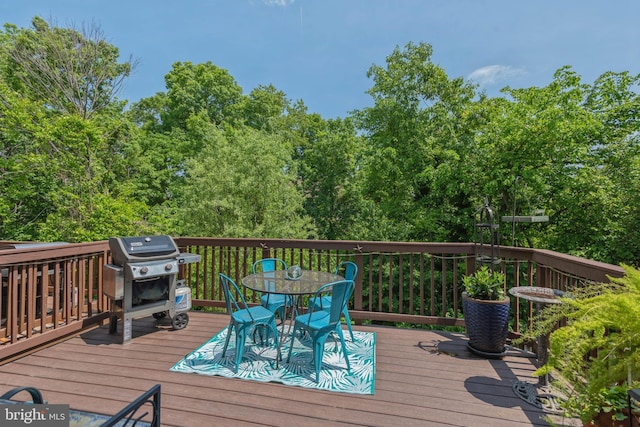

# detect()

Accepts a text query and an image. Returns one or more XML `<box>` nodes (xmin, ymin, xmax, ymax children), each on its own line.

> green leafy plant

<box><xmin>526</xmin><ymin>264</ymin><xmax>640</xmax><ymax>423</ymax></box>
<box><xmin>462</xmin><ymin>266</ymin><xmax>506</xmax><ymax>300</ymax></box>
<box><xmin>595</xmin><ymin>386</ymin><xmax>635</xmax><ymax>421</ymax></box>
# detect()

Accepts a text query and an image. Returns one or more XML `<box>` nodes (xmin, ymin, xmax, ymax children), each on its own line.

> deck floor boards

<box><xmin>0</xmin><ymin>312</ymin><xmax>579</xmax><ymax>426</ymax></box>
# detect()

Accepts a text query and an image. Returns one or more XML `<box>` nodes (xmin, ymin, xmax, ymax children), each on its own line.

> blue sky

<box><xmin>2</xmin><ymin>0</ymin><xmax>639</xmax><ymax>119</ymax></box>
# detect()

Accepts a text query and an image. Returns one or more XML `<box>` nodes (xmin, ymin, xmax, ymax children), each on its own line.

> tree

<box><xmin>297</xmin><ymin>117</ymin><xmax>368</xmax><ymax>239</ymax></box>
<box><xmin>582</xmin><ymin>71</ymin><xmax>640</xmax><ymax>263</ymax></box>
<box><xmin>242</xmin><ymin>84</ymin><xmax>288</xmax><ymax>131</ymax></box>
<box><xmin>161</xmin><ymin>61</ymin><xmax>243</xmax><ymax>130</ymax></box>
<box><xmin>355</xmin><ymin>41</ymin><xmax>478</xmax><ymax>242</ymax></box>
<box><xmin>0</xmin><ymin>24</ymin><xmax>56</xmax><ymax>239</ymax></box>
<box><xmin>0</xmin><ymin>18</ymin><xmax>146</xmax><ymax>242</ymax></box>
<box><xmin>5</xmin><ymin>17</ymin><xmax>137</xmax><ymax>119</ymax></box>
<box><xmin>171</xmin><ymin>118</ymin><xmax>315</xmax><ymax>238</ymax></box>
<box><xmin>469</xmin><ymin>66</ymin><xmax>640</xmax><ymax>265</ymax></box>
<box><xmin>471</xmin><ymin>68</ymin><xmax>598</xmax><ymax>247</ymax></box>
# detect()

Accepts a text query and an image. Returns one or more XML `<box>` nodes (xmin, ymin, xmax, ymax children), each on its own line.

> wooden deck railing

<box><xmin>0</xmin><ymin>241</ymin><xmax>111</xmax><ymax>361</ymax></box>
<box><xmin>0</xmin><ymin>237</ymin><xmax>625</xmax><ymax>362</ymax></box>
<box><xmin>175</xmin><ymin>238</ymin><xmax>625</xmax><ymax>330</ymax></box>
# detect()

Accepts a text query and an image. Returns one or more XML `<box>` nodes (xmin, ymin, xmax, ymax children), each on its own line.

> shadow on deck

<box><xmin>0</xmin><ymin>312</ymin><xmax>579</xmax><ymax>426</ymax></box>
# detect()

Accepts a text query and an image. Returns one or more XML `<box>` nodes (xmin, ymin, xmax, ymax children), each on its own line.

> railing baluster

<box><xmin>441</xmin><ymin>255</ymin><xmax>447</xmax><ymax>318</ymax></box>
<box><xmin>419</xmin><ymin>253</ymin><xmax>425</xmax><ymax>316</ymax></box>
<box><xmin>430</xmin><ymin>256</ymin><xmax>435</xmax><ymax>316</ymax></box>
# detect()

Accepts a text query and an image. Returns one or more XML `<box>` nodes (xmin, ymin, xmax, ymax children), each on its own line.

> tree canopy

<box><xmin>2</xmin><ymin>18</ymin><xmax>640</xmax><ymax>266</ymax></box>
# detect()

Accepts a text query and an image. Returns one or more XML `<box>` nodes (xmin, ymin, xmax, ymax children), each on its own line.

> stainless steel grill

<box><xmin>103</xmin><ymin>235</ymin><xmax>200</xmax><ymax>344</ymax></box>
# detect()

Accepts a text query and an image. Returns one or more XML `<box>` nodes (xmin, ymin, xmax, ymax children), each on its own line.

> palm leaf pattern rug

<box><xmin>170</xmin><ymin>326</ymin><xmax>375</xmax><ymax>395</ymax></box>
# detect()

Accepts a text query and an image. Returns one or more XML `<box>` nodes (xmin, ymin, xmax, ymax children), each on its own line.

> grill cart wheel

<box><xmin>153</xmin><ymin>311</ymin><xmax>168</xmax><ymax>319</ymax></box>
<box><xmin>172</xmin><ymin>313</ymin><xmax>189</xmax><ymax>330</ymax></box>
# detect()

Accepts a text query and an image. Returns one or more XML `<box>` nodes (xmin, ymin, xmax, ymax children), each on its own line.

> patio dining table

<box><xmin>241</xmin><ymin>268</ymin><xmax>344</xmax><ymax>367</ymax></box>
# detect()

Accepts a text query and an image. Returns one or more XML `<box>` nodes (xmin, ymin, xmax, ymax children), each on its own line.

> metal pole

<box><xmin>511</xmin><ymin>176</ymin><xmax>521</xmax><ymax>247</ymax></box>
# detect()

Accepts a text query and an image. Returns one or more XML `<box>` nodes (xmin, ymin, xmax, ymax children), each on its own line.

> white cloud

<box><xmin>262</xmin><ymin>0</ymin><xmax>295</xmax><ymax>6</ymax></box>
<box><xmin>468</xmin><ymin>65</ymin><xmax>526</xmax><ymax>86</ymax></box>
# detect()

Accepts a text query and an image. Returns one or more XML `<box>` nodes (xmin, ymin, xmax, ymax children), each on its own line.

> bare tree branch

<box><xmin>8</xmin><ymin>17</ymin><xmax>140</xmax><ymax>119</ymax></box>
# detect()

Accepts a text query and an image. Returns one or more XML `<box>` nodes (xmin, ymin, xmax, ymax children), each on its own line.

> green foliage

<box><xmin>2</xmin><ymin>15</ymin><xmax>640</xmax><ymax>269</ymax></box>
<box><xmin>162</xmin><ymin>61</ymin><xmax>243</xmax><ymax>129</ymax></box>
<box><xmin>171</xmin><ymin>122</ymin><xmax>316</xmax><ymax>238</ymax></box>
<box><xmin>469</xmin><ymin>67</ymin><xmax>640</xmax><ymax>262</ymax></box>
<box><xmin>37</xmin><ymin>192</ymin><xmax>153</xmax><ymax>242</ymax></box>
<box><xmin>297</xmin><ymin>117</ymin><xmax>368</xmax><ymax>239</ymax></box>
<box><xmin>355</xmin><ymin>41</ymin><xmax>478</xmax><ymax>242</ymax></box>
<box><xmin>462</xmin><ymin>266</ymin><xmax>506</xmax><ymax>300</ymax></box>
<box><xmin>5</xmin><ymin>17</ymin><xmax>134</xmax><ymax>119</ymax></box>
<box><xmin>242</xmin><ymin>84</ymin><xmax>288</xmax><ymax>131</ymax></box>
<box><xmin>532</xmin><ymin>265</ymin><xmax>640</xmax><ymax>422</ymax></box>
<box><xmin>585</xmin><ymin>385</ymin><xmax>638</xmax><ymax>423</ymax></box>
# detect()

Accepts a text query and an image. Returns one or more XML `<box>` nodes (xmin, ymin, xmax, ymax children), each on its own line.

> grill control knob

<box><xmin>140</xmin><ymin>266</ymin><xmax>149</xmax><ymax>274</ymax></box>
<box><xmin>165</xmin><ymin>263</ymin><xmax>174</xmax><ymax>271</ymax></box>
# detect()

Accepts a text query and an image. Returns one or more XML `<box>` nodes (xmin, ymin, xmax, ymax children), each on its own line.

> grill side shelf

<box><xmin>103</xmin><ymin>264</ymin><xmax>124</xmax><ymax>300</ymax></box>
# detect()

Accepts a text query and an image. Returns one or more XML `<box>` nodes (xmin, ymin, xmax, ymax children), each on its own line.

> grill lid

<box><xmin>109</xmin><ymin>235</ymin><xmax>180</xmax><ymax>265</ymax></box>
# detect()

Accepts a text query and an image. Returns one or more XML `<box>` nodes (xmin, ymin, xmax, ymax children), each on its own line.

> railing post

<box><xmin>465</xmin><ymin>254</ymin><xmax>476</xmax><ymax>277</ymax></box>
<box><xmin>536</xmin><ymin>265</ymin><xmax>550</xmax><ymax>288</ymax></box>
<box><xmin>260</xmin><ymin>246</ymin><xmax>270</xmax><ymax>262</ymax></box>
<box><xmin>353</xmin><ymin>253</ymin><xmax>364</xmax><ymax>319</ymax></box>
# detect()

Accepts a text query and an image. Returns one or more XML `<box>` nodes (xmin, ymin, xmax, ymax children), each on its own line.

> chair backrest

<box><xmin>252</xmin><ymin>258</ymin><xmax>287</xmax><ymax>274</ymax></box>
<box><xmin>313</xmin><ymin>280</ymin><xmax>354</xmax><ymax>325</ymax></box>
<box><xmin>219</xmin><ymin>273</ymin><xmax>249</xmax><ymax>315</ymax></box>
<box><xmin>336</xmin><ymin>261</ymin><xmax>358</xmax><ymax>281</ymax></box>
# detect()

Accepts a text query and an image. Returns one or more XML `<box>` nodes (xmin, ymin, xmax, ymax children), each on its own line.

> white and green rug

<box><xmin>170</xmin><ymin>326</ymin><xmax>376</xmax><ymax>395</ymax></box>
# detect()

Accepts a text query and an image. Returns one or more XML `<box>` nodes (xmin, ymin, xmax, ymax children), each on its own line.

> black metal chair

<box><xmin>627</xmin><ymin>388</ymin><xmax>639</xmax><ymax>427</ymax></box>
<box><xmin>0</xmin><ymin>384</ymin><xmax>161</xmax><ymax>426</ymax></box>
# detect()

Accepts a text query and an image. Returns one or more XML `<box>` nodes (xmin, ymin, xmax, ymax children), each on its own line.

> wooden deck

<box><xmin>0</xmin><ymin>312</ymin><xmax>579</xmax><ymax>426</ymax></box>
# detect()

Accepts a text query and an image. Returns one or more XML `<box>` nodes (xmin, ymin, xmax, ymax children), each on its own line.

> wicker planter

<box><xmin>462</xmin><ymin>292</ymin><xmax>510</xmax><ymax>358</ymax></box>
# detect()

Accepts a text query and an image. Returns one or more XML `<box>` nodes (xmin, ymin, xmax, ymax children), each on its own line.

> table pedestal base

<box><xmin>512</xmin><ymin>381</ymin><xmax>564</xmax><ymax>414</ymax></box>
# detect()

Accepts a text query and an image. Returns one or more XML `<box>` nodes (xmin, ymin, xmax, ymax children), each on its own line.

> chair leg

<box><xmin>234</xmin><ymin>328</ymin><xmax>247</xmax><ymax>373</ymax></box>
<box><xmin>221</xmin><ymin>325</ymin><xmax>234</xmax><ymax>357</ymax></box>
<box><xmin>313</xmin><ymin>335</ymin><xmax>330</xmax><ymax>382</ymax></box>
<box><xmin>286</xmin><ymin>327</ymin><xmax>298</xmax><ymax>363</ymax></box>
<box><xmin>252</xmin><ymin>324</ymin><xmax>269</xmax><ymax>345</ymax></box>
<box><xmin>343</xmin><ymin>308</ymin><xmax>355</xmax><ymax>341</ymax></box>
<box><xmin>335</xmin><ymin>327</ymin><xmax>351</xmax><ymax>371</ymax></box>
<box><xmin>268</xmin><ymin>321</ymin><xmax>281</xmax><ymax>361</ymax></box>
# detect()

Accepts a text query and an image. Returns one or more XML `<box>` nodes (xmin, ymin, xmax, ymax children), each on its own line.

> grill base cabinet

<box><xmin>103</xmin><ymin>235</ymin><xmax>200</xmax><ymax>344</ymax></box>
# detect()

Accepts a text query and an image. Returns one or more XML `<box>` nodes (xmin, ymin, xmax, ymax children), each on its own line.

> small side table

<box><xmin>509</xmin><ymin>286</ymin><xmax>564</xmax><ymax>413</ymax></box>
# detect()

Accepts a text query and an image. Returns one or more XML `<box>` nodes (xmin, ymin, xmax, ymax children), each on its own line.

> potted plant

<box><xmin>583</xmin><ymin>385</ymin><xmax>638</xmax><ymax>427</ymax></box>
<box><xmin>462</xmin><ymin>265</ymin><xmax>510</xmax><ymax>358</ymax></box>
<box><xmin>524</xmin><ymin>264</ymin><xmax>640</xmax><ymax>425</ymax></box>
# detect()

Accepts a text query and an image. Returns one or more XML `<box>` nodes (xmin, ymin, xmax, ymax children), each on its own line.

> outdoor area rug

<box><xmin>170</xmin><ymin>327</ymin><xmax>376</xmax><ymax>395</ymax></box>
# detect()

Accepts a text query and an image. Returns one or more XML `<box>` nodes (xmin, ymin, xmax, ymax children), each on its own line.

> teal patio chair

<box><xmin>219</xmin><ymin>273</ymin><xmax>279</xmax><ymax>372</ymax></box>
<box><xmin>287</xmin><ymin>279</ymin><xmax>354</xmax><ymax>382</ymax></box>
<box><xmin>310</xmin><ymin>261</ymin><xmax>358</xmax><ymax>341</ymax></box>
<box><xmin>252</xmin><ymin>258</ymin><xmax>292</xmax><ymax>321</ymax></box>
